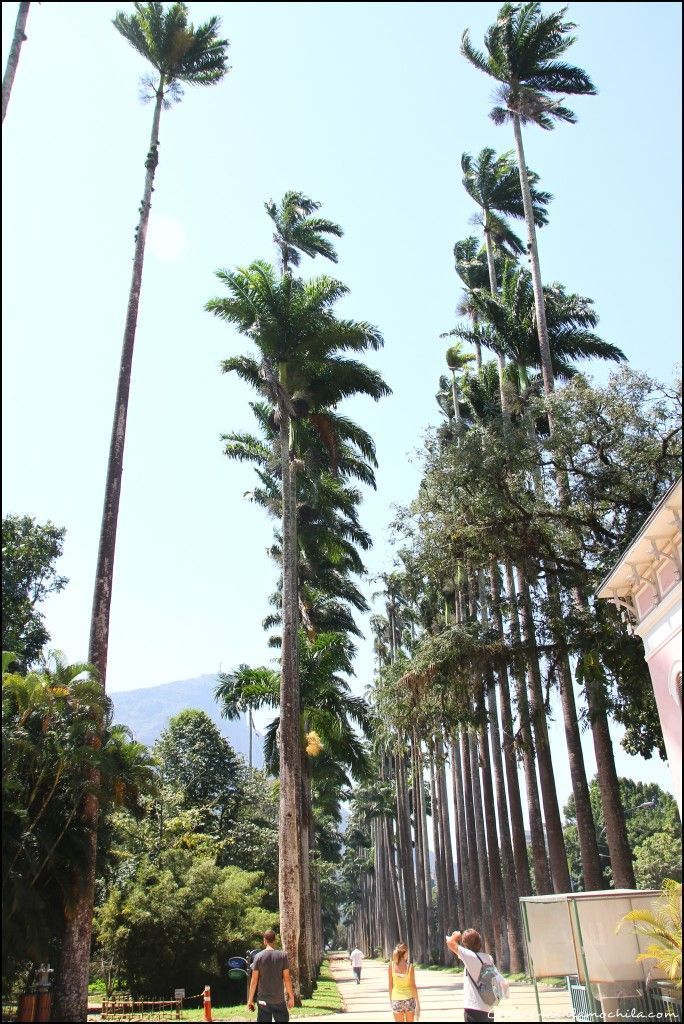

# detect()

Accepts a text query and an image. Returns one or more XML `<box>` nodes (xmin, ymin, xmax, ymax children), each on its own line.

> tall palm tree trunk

<box><xmin>450</xmin><ymin>734</ymin><xmax>472</xmax><ymax>922</ymax></box>
<box><xmin>476</xmin><ymin>710</ymin><xmax>510</xmax><ymax>969</ymax></box>
<box><xmin>514</xmin><ymin>565</ymin><xmax>571</xmax><ymax>892</ymax></box>
<box><xmin>436</xmin><ymin>738</ymin><xmax>458</xmax><ymax>951</ymax></box>
<box><xmin>503</xmin><ymin>559</ymin><xmax>551</xmax><ymax>893</ymax></box>
<box><xmin>586</xmin><ymin>688</ymin><xmax>636</xmax><ymax>887</ymax></box>
<box><xmin>298</xmin><ymin>754</ymin><xmax>314</xmax><ymax>996</ymax></box>
<box><xmin>2</xmin><ymin>1</ymin><xmax>30</xmax><ymax>123</ymax></box>
<box><xmin>278</xmin><ymin>394</ymin><xmax>303</xmax><ymax>997</ymax></box>
<box><xmin>417</xmin><ymin>743</ymin><xmax>434</xmax><ymax>951</ymax></box>
<box><xmin>489</xmin><ymin>562</ymin><xmax>531</xmax><ymax>896</ymax></box>
<box><xmin>395</xmin><ymin>751</ymin><xmax>418</xmax><ymax>953</ymax></box>
<box><xmin>469</xmin><ymin>729</ymin><xmax>495</xmax><ymax>955</ymax></box>
<box><xmin>484</xmin><ymin>670</ymin><xmax>525</xmax><ymax>970</ymax></box>
<box><xmin>54</xmin><ymin>81</ymin><xmax>166</xmax><ymax>1024</ymax></box>
<box><xmin>429</xmin><ymin>746</ymin><xmax>448</xmax><ymax>962</ymax></box>
<box><xmin>460</xmin><ymin>729</ymin><xmax>483</xmax><ymax>935</ymax></box>
<box><xmin>512</xmin><ymin>113</ymin><xmax>634</xmax><ymax>887</ymax></box>
<box><xmin>483</xmin><ymin>225</ymin><xmax>510</xmax><ymax>417</ymax></box>
<box><xmin>510</xmin><ymin>114</ymin><xmax>555</xmax><ymax>406</ymax></box>
<box><xmin>411</xmin><ymin>733</ymin><xmax>430</xmax><ymax>961</ymax></box>
<box><xmin>544</xmin><ymin>571</ymin><xmax>605</xmax><ymax>890</ymax></box>
<box><xmin>383</xmin><ymin>815</ymin><xmax>403</xmax><ymax>948</ymax></box>
<box><xmin>88</xmin><ymin>80</ymin><xmax>165</xmax><ymax>684</ymax></box>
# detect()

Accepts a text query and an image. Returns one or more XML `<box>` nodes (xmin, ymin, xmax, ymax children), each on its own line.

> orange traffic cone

<box><xmin>203</xmin><ymin>985</ymin><xmax>212</xmax><ymax>1022</ymax></box>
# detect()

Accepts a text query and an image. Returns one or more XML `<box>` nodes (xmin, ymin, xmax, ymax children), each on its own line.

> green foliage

<box><xmin>461</xmin><ymin>3</ymin><xmax>596</xmax><ymax>130</ymax></box>
<box><xmin>2</xmin><ymin>655</ymin><xmax>156</xmax><ymax>994</ymax></box>
<box><xmin>154</xmin><ymin>709</ymin><xmax>245</xmax><ymax>833</ymax></box>
<box><xmin>113</xmin><ymin>2</ymin><xmax>230</xmax><ymax>92</ymax></box>
<box><xmin>617</xmin><ymin>880</ymin><xmax>682</xmax><ymax>988</ymax></box>
<box><xmin>96</xmin><ymin>855</ymin><xmax>274</xmax><ymax>998</ymax></box>
<box><xmin>2</xmin><ymin>515</ymin><xmax>67</xmax><ymax>667</ymax></box>
<box><xmin>563</xmin><ymin>776</ymin><xmax>681</xmax><ymax>891</ymax></box>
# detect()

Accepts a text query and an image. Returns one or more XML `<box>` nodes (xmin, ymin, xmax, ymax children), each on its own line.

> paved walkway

<box><xmin>297</xmin><ymin>956</ymin><xmax>574</xmax><ymax>1022</ymax></box>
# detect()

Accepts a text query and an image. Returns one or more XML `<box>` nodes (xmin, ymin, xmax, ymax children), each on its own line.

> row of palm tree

<box><xmin>344</xmin><ymin>1</ymin><xmax>644</xmax><ymax>972</ymax></box>
<box><xmin>460</xmin><ymin>0</ymin><xmax>635</xmax><ymax>891</ymax></box>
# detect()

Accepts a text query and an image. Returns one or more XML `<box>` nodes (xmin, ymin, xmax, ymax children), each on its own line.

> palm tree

<box><xmin>207</xmin><ymin>259</ymin><xmax>386</xmax><ymax>993</ymax></box>
<box><xmin>445</xmin><ymin>342</ymin><xmax>475</xmax><ymax>432</ymax></box>
<box><xmin>2</xmin><ymin>2</ymin><xmax>30</xmax><ymax>124</ymax></box>
<box><xmin>266</xmin><ymin>191</ymin><xmax>343</xmax><ymax>275</ymax></box>
<box><xmin>455</xmin><ymin>265</ymin><xmax>626</xmax><ymax>891</ymax></box>
<box><xmin>460</xmin><ymin>147</ymin><xmax>550</xmax><ymax>415</ymax></box>
<box><xmin>617</xmin><ymin>880</ymin><xmax>682</xmax><ymax>989</ymax></box>
<box><xmin>461</xmin><ymin>1</ymin><xmax>596</xmax><ymax>406</ymax></box>
<box><xmin>56</xmin><ymin>11</ymin><xmax>228</xmax><ymax>1017</ymax></box>
<box><xmin>90</xmin><ymin>2</ymin><xmax>229</xmax><ymax>687</ymax></box>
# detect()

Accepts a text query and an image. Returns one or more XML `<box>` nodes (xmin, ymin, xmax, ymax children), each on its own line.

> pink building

<box><xmin>597</xmin><ymin>477</ymin><xmax>682</xmax><ymax>815</ymax></box>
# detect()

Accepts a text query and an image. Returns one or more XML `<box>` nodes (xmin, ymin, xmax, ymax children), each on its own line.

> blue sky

<box><xmin>2</xmin><ymin>2</ymin><xmax>681</xmax><ymax>806</ymax></box>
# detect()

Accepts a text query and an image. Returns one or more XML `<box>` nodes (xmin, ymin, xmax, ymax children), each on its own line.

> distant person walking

<box><xmin>349</xmin><ymin>946</ymin><xmax>364</xmax><ymax>984</ymax></box>
<box><xmin>446</xmin><ymin>929</ymin><xmax>509</xmax><ymax>1023</ymax></box>
<box><xmin>388</xmin><ymin>943</ymin><xmax>420</xmax><ymax>1022</ymax></box>
<box><xmin>247</xmin><ymin>929</ymin><xmax>295</xmax><ymax>1023</ymax></box>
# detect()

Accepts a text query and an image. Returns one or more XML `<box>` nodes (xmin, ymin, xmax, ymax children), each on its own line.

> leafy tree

<box><xmin>96</xmin><ymin>855</ymin><xmax>274</xmax><ymax>999</ymax></box>
<box><xmin>563</xmin><ymin>777</ymin><xmax>681</xmax><ymax>891</ymax></box>
<box><xmin>154</xmin><ymin>709</ymin><xmax>245</xmax><ymax>834</ymax></box>
<box><xmin>2</xmin><ymin>515</ymin><xmax>67</xmax><ymax>667</ymax></box>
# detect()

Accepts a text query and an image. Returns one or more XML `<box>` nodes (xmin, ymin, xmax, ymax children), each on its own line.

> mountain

<box><xmin>111</xmin><ymin>674</ymin><xmax>263</xmax><ymax>768</ymax></box>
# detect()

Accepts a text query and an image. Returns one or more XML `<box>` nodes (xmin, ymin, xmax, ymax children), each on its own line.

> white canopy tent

<box><xmin>519</xmin><ymin>890</ymin><xmax>674</xmax><ymax>1022</ymax></box>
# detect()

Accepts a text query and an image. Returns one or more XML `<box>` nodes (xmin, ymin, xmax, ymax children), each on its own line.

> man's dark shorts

<box><xmin>256</xmin><ymin>1000</ymin><xmax>289</xmax><ymax>1022</ymax></box>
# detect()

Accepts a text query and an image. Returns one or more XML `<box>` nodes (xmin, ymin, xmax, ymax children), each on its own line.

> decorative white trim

<box><xmin>636</xmin><ymin>585</ymin><xmax>682</xmax><ymax>649</ymax></box>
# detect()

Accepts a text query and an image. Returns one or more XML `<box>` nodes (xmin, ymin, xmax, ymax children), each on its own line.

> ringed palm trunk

<box><xmin>411</xmin><ymin>733</ymin><xmax>430</xmax><ymax>962</ymax></box>
<box><xmin>436</xmin><ymin>739</ymin><xmax>458</xmax><ymax>935</ymax></box>
<box><xmin>429</xmin><ymin>745</ymin><xmax>448</xmax><ymax>962</ymax></box>
<box><xmin>544</xmin><ymin>571</ymin><xmax>605</xmax><ymax>890</ymax></box>
<box><xmin>2</xmin><ymin>1</ymin><xmax>30</xmax><ymax>123</ymax></box>
<box><xmin>54</xmin><ymin>81</ymin><xmax>166</xmax><ymax>1024</ymax></box>
<box><xmin>460</xmin><ymin>729</ymin><xmax>483</xmax><ymax>934</ymax></box>
<box><xmin>511</xmin><ymin>114</ymin><xmax>555</xmax><ymax>409</ymax></box>
<box><xmin>417</xmin><ymin>743</ymin><xmax>434</xmax><ymax>952</ymax></box>
<box><xmin>476</xmin><ymin>707</ymin><xmax>510</xmax><ymax>970</ymax></box>
<box><xmin>503</xmin><ymin>559</ymin><xmax>551</xmax><ymax>893</ymax></box>
<box><xmin>489</xmin><ymin>561</ymin><xmax>532</xmax><ymax>896</ymax></box>
<box><xmin>395</xmin><ymin>751</ymin><xmax>418</xmax><ymax>953</ymax></box>
<box><xmin>278</xmin><ymin>387</ymin><xmax>303</xmax><ymax>998</ymax></box>
<box><xmin>483</xmin><ymin>220</ymin><xmax>510</xmax><ymax>418</ymax></box>
<box><xmin>484</xmin><ymin>670</ymin><xmax>525</xmax><ymax>970</ymax></box>
<box><xmin>298</xmin><ymin>751</ymin><xmax>314</xmax><ymax>996</ymax></box>
<box><xmin>450</xmin><ymin>734</ymin><xmax>472</xmax><ymax>922</ymax></box>
<box><xmin>469</xmin><ymin>727</ymin><xmax>495</xmax><ymax>955</ymax></box>
<box><xmin>514</xmin><ymin>564</ymin><xmax>571</xmax><ymax>892</ymax></box>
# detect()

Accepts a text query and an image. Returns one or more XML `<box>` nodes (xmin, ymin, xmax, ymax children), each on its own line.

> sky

<box><xmin>2</xmin><ymin>2</ymin><xmax>682</xmax><ymax>809</ymax></box>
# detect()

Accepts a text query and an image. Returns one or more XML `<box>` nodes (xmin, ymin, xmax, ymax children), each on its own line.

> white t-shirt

<box><xmin>350</xmin><ymin>949</ymin><xmax>364</xmax><ymax>968</ymax></box>
<box><xmin>457</xmin><ymin>944</ymin><xmax>495</xmax><ymax>1013</ymax></box>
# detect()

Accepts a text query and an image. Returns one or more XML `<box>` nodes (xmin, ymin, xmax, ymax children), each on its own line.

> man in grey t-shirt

<box><xmin>247</xmin><ymin>929</ymin><xmax>295</xmax><ymax>1022</ymax></box>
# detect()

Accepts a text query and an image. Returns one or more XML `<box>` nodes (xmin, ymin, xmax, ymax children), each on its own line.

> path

<box><xmin>297</xmin><ymin>956</ymin><xmax>574</xmax><ymax>1022</ymax></box>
